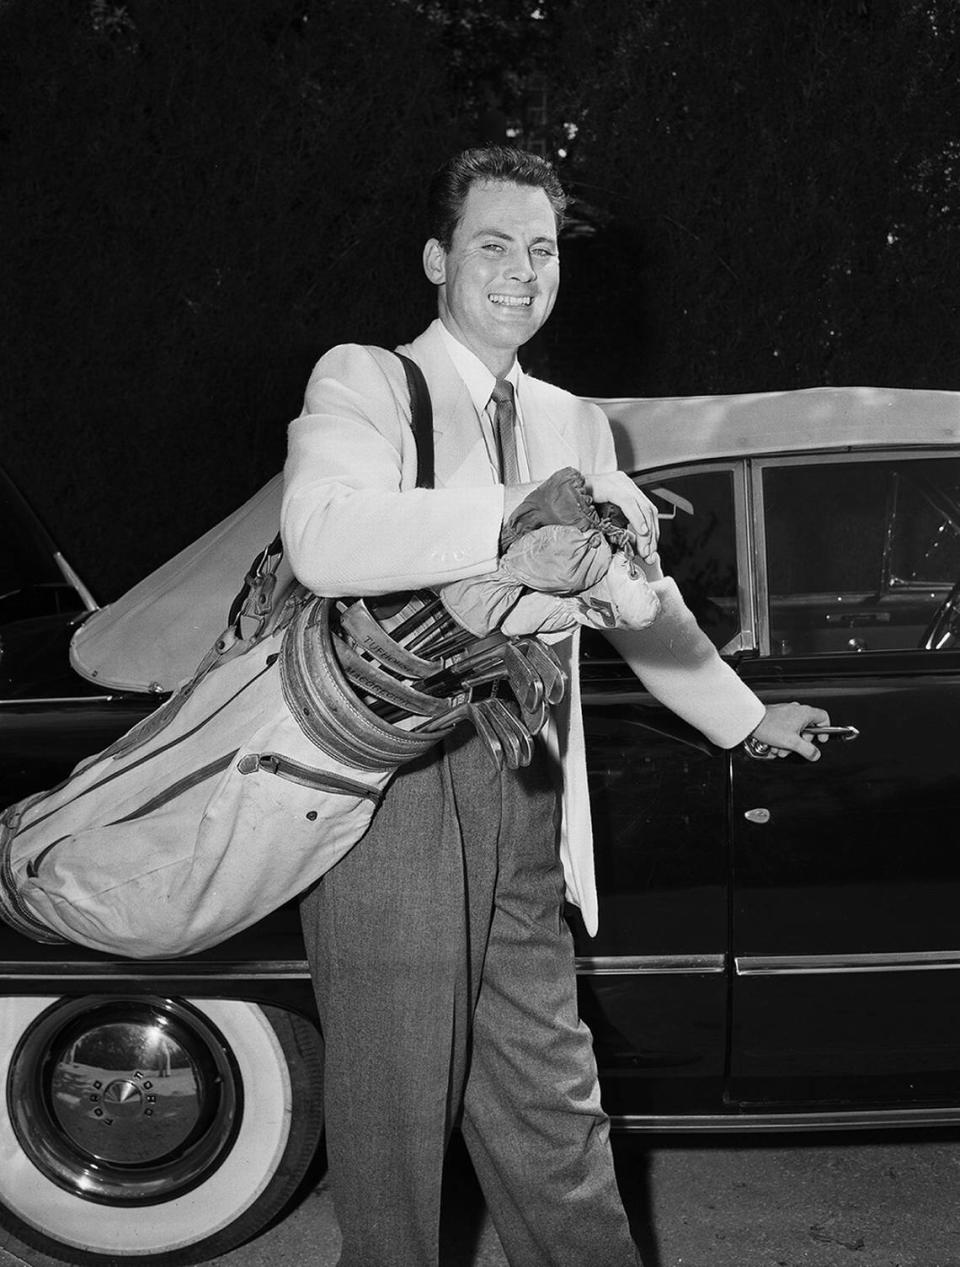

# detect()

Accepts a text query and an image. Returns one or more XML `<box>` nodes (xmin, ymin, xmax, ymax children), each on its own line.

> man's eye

<box><xmin>533</xmin><ymin>248</ymin><xmax>557</xmax><ymax>259</ymax></box>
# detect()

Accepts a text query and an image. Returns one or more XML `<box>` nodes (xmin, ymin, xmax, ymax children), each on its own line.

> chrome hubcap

<box><xmin>8</xmin><ymin>997</ymin><xmax>242</xmax><ymax>1205</ymax></box>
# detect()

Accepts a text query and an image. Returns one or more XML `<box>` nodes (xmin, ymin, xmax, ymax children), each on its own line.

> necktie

<box><xmin>491</xmin><ymin>379</ymin><xmax>521</xmax><ymax>485</ymax></box>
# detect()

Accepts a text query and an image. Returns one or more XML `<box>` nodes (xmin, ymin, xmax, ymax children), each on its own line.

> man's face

<box><xmin>423</xmin><ymin>180</ymin><xmax>560</xmax><ymax>373</ymax></box>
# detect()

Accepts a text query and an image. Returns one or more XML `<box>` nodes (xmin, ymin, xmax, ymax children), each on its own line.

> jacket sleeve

<box><xmin>604</xmin><ymin>593</ymin><xmax>765</xmax><ymax>749</ymax></box>
<box><xmin>282</xmin><ymin>344</ymin><xmax>505</xmax><ymax>596</ymax></box>
<box><xmin>592</xmin><ymin>406</ymin><xmax>765</xmax><ymax>748</ymax></box>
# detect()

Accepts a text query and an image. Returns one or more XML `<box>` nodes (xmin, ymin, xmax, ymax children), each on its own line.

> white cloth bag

<box><xmin>1</xmin><ymin>613</ymin><xmax>391</xmax><ymax>958</ymax></box>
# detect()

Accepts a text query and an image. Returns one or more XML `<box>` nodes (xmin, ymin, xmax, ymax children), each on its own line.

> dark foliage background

<box><xmin>546</xmin><ymin>0</ymin><xmax>960</xmax><ymax>397</ymax></box>
<box><xmin>2</xmin><ymin>0</ymin><xmax>958</xmax><ymax>596</ymax></box>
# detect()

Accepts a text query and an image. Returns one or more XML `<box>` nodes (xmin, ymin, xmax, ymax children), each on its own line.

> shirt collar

<box><xmin>436</xmin><ymin>319</ymin><xmax>522</xmax><ymax>416</ymax></box>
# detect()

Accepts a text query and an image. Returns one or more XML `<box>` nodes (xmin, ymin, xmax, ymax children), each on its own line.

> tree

<box><xmin>2</xmin><ymin>0</ymin><xmax>958</xmax><ymax>594</ymax></box>
<box><xmin>544</xmin><ymin>0</ymin><xmax>960</xmax><ymax>396</ymax></box>
<box><xmin>0</xmin><ymin>0</ymin><xmax>456</xmax><ymax>593</ymax></box>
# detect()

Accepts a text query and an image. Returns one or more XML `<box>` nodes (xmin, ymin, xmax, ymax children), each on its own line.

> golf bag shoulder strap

<box><xmin>394</xmin><ymin>351</ymin><xmax>434</xmax><ymax>490</ymax></box>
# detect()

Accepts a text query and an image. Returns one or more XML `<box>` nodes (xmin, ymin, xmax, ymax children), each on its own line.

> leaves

<box><xmin>544</xmin><ymin>0</ymin><xmax>960</xmax><ymax>395</ymax></box>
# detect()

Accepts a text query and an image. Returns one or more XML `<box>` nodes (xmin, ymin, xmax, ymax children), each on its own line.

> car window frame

<box><xmin>632</xmin><ymin>459</ymin><xmax>756</xmax><ymax>659</ymax></box>
<box><xmin>749</xmin><ymin>447</ymin><xmax>960</xmax><ymax>658</ymax></box>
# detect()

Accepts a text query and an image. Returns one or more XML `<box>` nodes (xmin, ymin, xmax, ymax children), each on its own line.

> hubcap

<box><xmin>8</xmin><ymin>997</ymin><xmax>242</xmax><ymax>1205</ymax></box>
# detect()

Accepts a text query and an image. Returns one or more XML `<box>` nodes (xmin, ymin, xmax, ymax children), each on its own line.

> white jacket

<box><xmin>282</xmin><ymin>321</ymin><xmax>764</xmax><ymax>934</ymax></box>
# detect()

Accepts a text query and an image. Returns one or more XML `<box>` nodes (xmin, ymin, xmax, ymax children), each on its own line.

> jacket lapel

<box><xmin>520</xmin><ymin>376</ymin><xmax>584</xmax><ymax>481</ymax></box>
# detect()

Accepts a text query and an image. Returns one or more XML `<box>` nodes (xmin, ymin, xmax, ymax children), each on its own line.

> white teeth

<box><xmin>489</xmin><ymin>294</ymin><xmax>532</xmax><ymax>307</ymax></box>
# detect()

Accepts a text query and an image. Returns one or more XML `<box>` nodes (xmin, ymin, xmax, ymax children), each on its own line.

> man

<box><xmin>282</xmin><ymin>147</ymin><xmax>828</xmax><ymax>1267</ymax></box>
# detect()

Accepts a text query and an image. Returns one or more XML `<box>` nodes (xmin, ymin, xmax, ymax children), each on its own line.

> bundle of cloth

<box><xmin>441</xmin><ymin>465</ymin><xmax>660</xmax><ymax>638</ymax></box>
<box><xmin>305</xmin><ymin>466</ymin><xmax>663</xmax><ymax>772</ymax></box>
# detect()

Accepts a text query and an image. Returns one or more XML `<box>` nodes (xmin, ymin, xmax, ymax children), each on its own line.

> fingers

<box><xmin>750</xmin><ymin>703</ymin><xmax>832</xmax><ymax>762</ymax></box>
<box><xmin>768</xmin><ymin>726</ymin><xmax>820</xmax><ymax>762</ymax></box>
<box><xmin>801</xmin><ymin>707</ymin><xmax>832</xmax><ymax>742</ymax></box>
<box><xmin>585</xmin><ymin>471</ymin><xmax>660</xmax><ymax>562</ymax></box>
<box><xmin>789</xmin><ymin>705</ymin><xmax>831</xmax><ymax>761</ymax></box>
<box><xmin>801</xmin><ymin>706</ymin><xmax>832</xmax><ymax>728</ymax></box>
<box><xmin>622</xmin><ymin>488</ymin><xmax>660</xmax><ymax>562</ymax></box>
<box><xmin>792</xmin><ymin>734</ymin><xmax>822</xmax><ymax>762</ymax></box>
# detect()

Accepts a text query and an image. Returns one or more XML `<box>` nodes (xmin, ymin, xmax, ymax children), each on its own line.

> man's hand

<box><xmin>583</xmin><ymin>472</ymin><xmax>660</xmax><ymax>563</ymax></box>
<box><xmin>749</xmin><ymin>702</ymin><xmax>832</xmax><ymax>761</ymax></box>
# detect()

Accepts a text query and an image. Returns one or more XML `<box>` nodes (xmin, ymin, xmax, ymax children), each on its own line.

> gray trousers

<box><xmin>300</xmin><ymin>725</ymin><xmax>640</xmax><ymax>1267</ymax></box>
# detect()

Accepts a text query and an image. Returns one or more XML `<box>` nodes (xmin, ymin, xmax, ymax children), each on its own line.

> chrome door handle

<box><xmin>742</xmin><ymin>724</ymin><xmax>859</xmax><ymax>760</ymax></box>
<box><xmin>803</xmin><ymin>724</ymin><xmax>859</xmax><ymax>741</ymax></box>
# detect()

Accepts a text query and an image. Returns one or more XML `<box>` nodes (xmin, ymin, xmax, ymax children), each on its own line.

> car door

<box><xmin>575</xmin><ymin>464</ymin><xmax>743</xmax><ymax>1124</ymax></box>
<box><xmin>729</xmin><ymin>451</ymin><xmax>960</xmax><ymax>1116</ymax></box>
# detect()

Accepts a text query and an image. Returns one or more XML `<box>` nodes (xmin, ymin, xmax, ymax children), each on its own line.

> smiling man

<box><xmin>422</xmin><ymin>178</ymin><xmax>560</xmax><ymax>375</ymax></box>
<box><xmin>282</xmin><ymin>147</ymin><xmax>827</xmax><ymax>1267</ymax></box>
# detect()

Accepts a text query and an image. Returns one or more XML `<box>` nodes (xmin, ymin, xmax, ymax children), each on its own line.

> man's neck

<box><xmin>436</xmin><ymin>314</ymin><xmax>517</xmax><ymax>379</ymax></box>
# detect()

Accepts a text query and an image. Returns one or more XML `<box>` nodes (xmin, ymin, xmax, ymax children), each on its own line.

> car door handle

<box><xmin>743</xmin><ymin>724</ymin><xmax>859</xmax><ymax>759</ymax></box>
<box><xmin>803</xmin><ymin>724</ymin><xmax>859</xmax><ymax>741</ymax></box>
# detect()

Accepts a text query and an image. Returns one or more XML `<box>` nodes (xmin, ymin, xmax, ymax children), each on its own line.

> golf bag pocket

<box><xmin>0</xmin><ymin>631</ymin><xmax>389</xmax><ymax>959</ymax></box>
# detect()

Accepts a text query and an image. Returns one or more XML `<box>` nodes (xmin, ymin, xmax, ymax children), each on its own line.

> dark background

<box><xmin>2</xmin><ymin>0</ymin><xmax>958</xmax><ymax>598</ymax></box>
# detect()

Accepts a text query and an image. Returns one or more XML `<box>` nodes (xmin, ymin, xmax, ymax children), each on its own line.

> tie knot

<box><xmin>491</xmin><ymin>379</ymin><xmax>515</xmax><ymax>409</ymax></box>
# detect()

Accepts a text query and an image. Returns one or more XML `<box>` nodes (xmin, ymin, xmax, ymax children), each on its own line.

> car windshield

<box><xmin>0</xmin><ymin>469</ymin><xmax>64</xmax><ymax>599</ymax></box>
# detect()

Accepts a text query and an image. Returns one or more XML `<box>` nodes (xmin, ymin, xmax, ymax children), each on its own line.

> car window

<box><xmin>579</xmin><ymin>467</ymin><xmax>741</xmax><ymax>666</ymax></box>
<box><xmin>641</xmin><ymin>468</ymin><xmax>740</xmax><ymax>652</ymax></box>
<box><xmin>761</xmin><ymin>455</ymin><xmax>960</xmax><ymax>656</ymax></box>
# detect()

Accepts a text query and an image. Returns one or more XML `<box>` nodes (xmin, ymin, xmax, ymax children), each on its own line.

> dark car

<box><xmin>3</xmin><ymin>384</ymin><xmax>960</xmax><ymax>1264</ymax></box>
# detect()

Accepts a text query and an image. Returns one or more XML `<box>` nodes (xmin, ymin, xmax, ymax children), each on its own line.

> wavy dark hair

<box><xmin>426</xmin><ymin>146</ymin><xmax>567</xmax><ymax>249</ymax></box>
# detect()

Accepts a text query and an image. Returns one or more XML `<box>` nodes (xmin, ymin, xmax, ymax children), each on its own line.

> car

<box><xmin>2</xmin><ymin>383</ymin><xmax>960</xmax><ymax>1264</ymax></box>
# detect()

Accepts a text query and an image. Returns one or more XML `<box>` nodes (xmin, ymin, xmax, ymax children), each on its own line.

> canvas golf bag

<box><xmin>0</xmin><ymin>353</ymin><xmax>430</xmax><ymax>957</ymax></box>
<box><xmin>0</xmin><ymin>351</ymin><xmax>659</xmax><ymax>960</ymax></box>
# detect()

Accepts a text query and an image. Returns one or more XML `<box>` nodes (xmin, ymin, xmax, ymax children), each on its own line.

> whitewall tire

<box><xmin>0</xmin><ymin>996</ymin><xmax>323</xmax><ymax>1264</ymax></box>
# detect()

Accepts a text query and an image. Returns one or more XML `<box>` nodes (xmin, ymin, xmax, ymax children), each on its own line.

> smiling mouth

<box><xmin>489</xmin><ymin>294</ymin><xmax>533</xmax><ymax>308</ymax></box>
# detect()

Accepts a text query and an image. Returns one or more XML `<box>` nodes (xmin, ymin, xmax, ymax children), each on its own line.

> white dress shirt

<box><xmin>435</xmin><ymin>321</ymin><xmax>531</xmax><ymax>482</ymax></box>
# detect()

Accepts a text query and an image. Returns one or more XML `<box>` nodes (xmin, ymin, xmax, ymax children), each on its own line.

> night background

<box><xmin>2</xmin><ymin>0</ymin><xmax>958</xmax><ymax>599</ymax></box>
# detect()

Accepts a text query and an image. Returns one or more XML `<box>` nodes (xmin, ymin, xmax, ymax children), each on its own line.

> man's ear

<box><xmin>422</xmin><ymin>238</ymin><xmax>446</xmax><ymax>286</ymax></box>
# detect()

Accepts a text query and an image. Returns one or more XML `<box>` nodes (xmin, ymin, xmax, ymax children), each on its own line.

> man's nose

<box><xmin>505</xmin><ymin>250</ymin><xmax>536</xmax><ymax>281</ymax></box>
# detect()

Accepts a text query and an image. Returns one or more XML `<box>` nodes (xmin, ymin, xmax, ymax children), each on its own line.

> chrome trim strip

<box><xmin>14</xmin><ymin>949</ymin><xmax>956</xmax><ymax>982</ymax></box>
<box><xmin>575</xmin><ymin>954</ymin><xmax>725</xmax><ymax>975</ymax></box>
<box><xmin>737</xmin><ymin>950</ymin><xmax>960</xmax><ymax>976</ymax></box>
<box><xmin>0</xmin><ymin>960</ymin><xmax>313</xmax><ymax>980</ymax></box>
<box><xmin>748</xmin><ymin>459</ymin><xmax>771</xmax><ymax>657</ymax></box>
<box><xmin>0</xmin><ymin>696</ymin><xmax>119</xmax><ymax>706</ymax></box>
<box><xmin>733</xmin><ymin>461</ymin><xmax>758</xmax><ymax>654</ymax></box>
<box><xmin>610</xmin><ymin>1106</ymin><xmax>960</xmax><ymax>1134</ymax></box>
<box><xmin>3</xmin><ymin>955</ymin><xmax>728</xmax><ymax>981</ymax></box>
<box><xmin>753</xmin><ymin>447</ymin><xmax>956</xmax><ymax>473</ymax></box>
